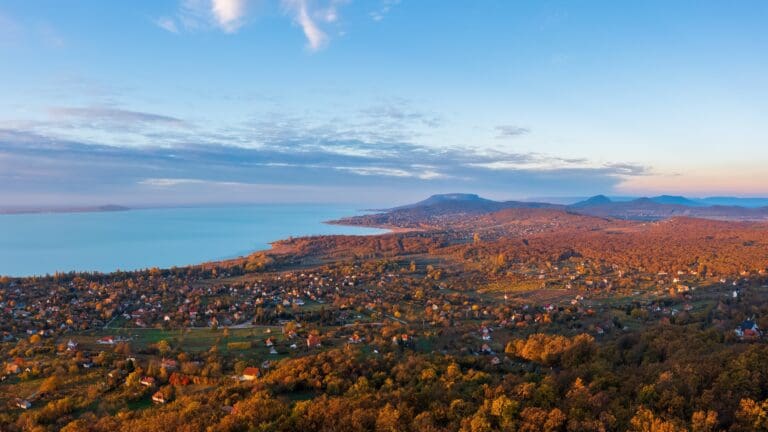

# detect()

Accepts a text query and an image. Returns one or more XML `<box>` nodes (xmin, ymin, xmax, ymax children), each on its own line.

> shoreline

<box><xmin>0</xmin><ymin>214</ymin><xmax>399</xmax><ymax>279</ymax></box>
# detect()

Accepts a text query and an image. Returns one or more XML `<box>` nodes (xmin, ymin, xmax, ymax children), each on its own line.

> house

<box><xmin>108</xmin><ymin>369</ymin><xmax>125</xmax><ymax>379</ymax></box>
<box><xmin>140</xmin><ymin>377</ymin><xmax>156</xmax><ymax>387</ymax></box>
<box><xmin>735</xmin><ymin>320</ymin><xmax>762</xmax><ymax>340</ymax></box>
<box><xmin>241</xmin><ymin>367</ymin><xmax>260</xmax><ymax>381</ymax></box>
<box><xmin>96</xmin><ymin>336</ymin><xmax>115</xmax><ymax>345</ymax></box>
<box><xmin>161</xmin><ymin>358</ymin><xmax>178</xmax><ymax>370</ymax></box>
<box><xmin>392</xmin><ymin>334</ymin><xmax>415</xmax><ymax>348</ymax></box>
<box><xmin>15</xmin><ymin>399</ymin><xmax>32</xmax><ymax>410</ymax></box>
<box><xmin>5</xmin><ymin>363</ymin><xmax>21</xmax><ymax>374</ymax></box>
<box><xmin>306</xmin><ymin>334</ymin><xmax>321</xmax><ymax>349</ymax></box>
<box><xmin>152</xmin><ymin>391</ymin><xmax>167</xmax><ymax>404</ymax></box>
<box><xmin>490</xmin><ymin>356</ymin><xmax>501</xmax><ymax>366</ymax></box>
<box><xmin>269</xmin><ymin>346</ymin><xmax>278</xmax><ymax>355</ymax></box>
<box><xmin>265</xmin><ymin>337</ymin><xmax>274</xmax><ymax>347</ymax></box>
<box><xmin>66</xmin><ymin>339</ymin><xmax>78</xmax><ymax>351</ymax></box>
<box><xmin>348</xmin><ymin>333</ymin><xmax>363</xmax><ymax>344</ymax></box>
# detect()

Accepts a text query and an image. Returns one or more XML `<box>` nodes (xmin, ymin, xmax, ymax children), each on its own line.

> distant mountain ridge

<box><xmin>338</xmin><ymin>193</ymin><xmax>768</xmax><ymax>227</ymax></box>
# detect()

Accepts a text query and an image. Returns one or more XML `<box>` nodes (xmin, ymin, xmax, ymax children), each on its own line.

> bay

<box><xmin>0</xmin><ymin>204</ymin><xmax>385</xmax><ymax>276</ymax></box>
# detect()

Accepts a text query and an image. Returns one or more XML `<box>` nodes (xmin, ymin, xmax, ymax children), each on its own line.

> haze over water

<box><xmin>0</xmin><ymin>205</ymin><xmax>385</xmax><ymax>277</ymax></box>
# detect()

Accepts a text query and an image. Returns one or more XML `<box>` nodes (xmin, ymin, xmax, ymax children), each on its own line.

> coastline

<box><xmin>0</xmin><ymin>205</ymin><xmax>395</xmax><ymax>278</ymax></box>
<box><xmin>200</xmin><ymin>219</ymin><xmax>403</xmax><ymax>270</ymax></box>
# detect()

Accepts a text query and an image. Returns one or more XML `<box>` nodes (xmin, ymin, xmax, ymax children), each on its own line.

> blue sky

<box><xmin>0</xmin><ymin>0</ymin><xmax>767</xmax><ymax>207</ymax></box>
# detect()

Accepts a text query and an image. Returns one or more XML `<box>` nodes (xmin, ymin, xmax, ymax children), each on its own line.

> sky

<box><xmin>0</xmin><ymin>0</ymin><xmax>767</xmax><ymax>207</ymax></box>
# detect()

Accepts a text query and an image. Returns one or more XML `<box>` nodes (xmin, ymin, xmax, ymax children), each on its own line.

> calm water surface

<box><xmin>0</xmin><ymin>205</ymin><xmax>385</xmax><ymax>276</ymax></box>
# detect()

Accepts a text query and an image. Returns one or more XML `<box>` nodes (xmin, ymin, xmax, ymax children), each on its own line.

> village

<box><xmin>3</xmin><ymin>242</ymin><xmax>767</xmax><ymax>418</ymax></box>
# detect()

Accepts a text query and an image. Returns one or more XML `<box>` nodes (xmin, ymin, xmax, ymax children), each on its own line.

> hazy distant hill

<box><xmin>568</xmin><ymin>195</ymin><xmax>768</xmax><ymax>221</ymax></box>
<box><xmin>0</xmin><ymin>204</ymin><xmax>130</xmax><ymax>215</ymax></box>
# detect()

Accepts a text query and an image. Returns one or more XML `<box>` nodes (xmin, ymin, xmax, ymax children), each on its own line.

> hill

<box><xmin>388</xmin><ymin>193</ymin><xmax>495</xmax><ymax>210</ymax></box>
<box><xmin>332</xmin><ymin>193</ymin><xmax>563</xmax><ymax>229</ymax></box>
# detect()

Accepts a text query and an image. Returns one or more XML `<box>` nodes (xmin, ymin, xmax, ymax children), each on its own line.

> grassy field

<box><xmin>70</xmin><ymin>326</ymin><xmax>286</xmax><ymax>355</ymax></box>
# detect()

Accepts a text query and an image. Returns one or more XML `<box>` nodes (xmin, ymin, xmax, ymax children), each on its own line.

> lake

<box><xmin>0</xmin><ymin>205</ymin><xmax>386</xmax><ymax>277</ymax></box>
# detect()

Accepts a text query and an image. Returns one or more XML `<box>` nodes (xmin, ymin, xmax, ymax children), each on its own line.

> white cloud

<box><xmin>162</xmin><ymin>0</ymin><xmax>248</xmax><ymax>34</ymax></box>
<box><xmin>282</xmin><ymin>0</ymin><xmax>335</xmax><ymax>51</ymax></box>
<box><xmin>212</xmin><ymin>0</ymin><xmax>248</xmax><ymax>33</ymax></box>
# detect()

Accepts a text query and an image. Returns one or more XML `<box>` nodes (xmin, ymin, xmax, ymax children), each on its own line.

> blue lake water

<box><xmin>0</xmin><ymin>205</ymin><xmax>385</xmax><ymax>277</ymax></box>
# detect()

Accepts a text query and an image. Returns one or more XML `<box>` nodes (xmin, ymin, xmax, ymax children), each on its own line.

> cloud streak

<box><xmin>48</xmin><ymin>107</ymin><xmax>185</xmax><ymax>127</ymax></box>
<box><xmin>495</xmin><ymin>125</ymin><xmax>530</xmax><ymax>139</ymax></box>
<box><xmin>281</xmin><ymin>0</ymin><xmax>336</xmax><ymax>51</ymax></box>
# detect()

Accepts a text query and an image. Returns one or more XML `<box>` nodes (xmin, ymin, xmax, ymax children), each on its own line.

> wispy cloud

<box><xmin>495</xmin><ymin>125</ymin><xmax>530</xmax><ymax>139</ymax></box>
<box><xmin>139</xmin><ymin>177</ymin><xmax>246</xmax><ymax>187</ymax></box>
<box><xmin>154</xmin><ymin>0</ymin><xmax>352</xmax><ymax>49</ymax></box>
<box><xmin>48</xmin><ymin>107</ymin><xmax>186</xmax><ymax>127</ymax></box>
<box><xmin>361</xmin><ymin>101</ymin><xmax>442</xmax><ymax>128</ymax></box>
<box><xmin>370</xmin><ymin>0</ymin><xmax>400</xmax><ymax>22</ymax></box>
<box><xmin>333</xmin><ymin>165</ymin><xmax>447</xmax><ymax>180</ymax></box>
<box><xmin>155</xmin><ymin>17</ymin><xmax>180</xmax><ymax>33</ymax></box>
<box><xmin>468</xmin><ymin>158</ymin><xmax>644</xmax><ymax>175</ymax></box>
<box><xmin>281</xmin><ymin>0</ymin><xmax>335</xmax><ymax>51</ymax></box>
